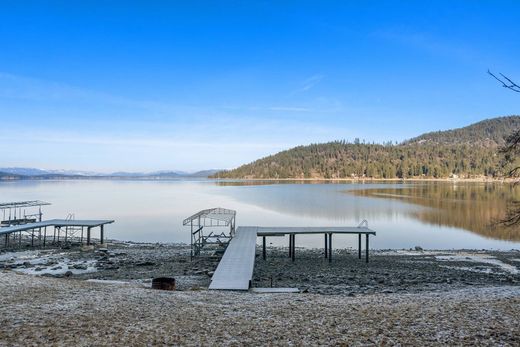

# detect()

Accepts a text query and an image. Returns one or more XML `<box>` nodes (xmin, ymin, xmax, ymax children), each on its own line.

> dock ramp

<box><xmin>208</xmin><ymin>226</ymin><xmax>257</xmax><ymax>290</ymax></box>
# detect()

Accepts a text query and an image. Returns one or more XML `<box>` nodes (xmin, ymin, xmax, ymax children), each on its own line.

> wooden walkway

<box><xmin>209</xmin><ymin>225</ymin><xmax>376</xmax><ymax>291</ymax></box>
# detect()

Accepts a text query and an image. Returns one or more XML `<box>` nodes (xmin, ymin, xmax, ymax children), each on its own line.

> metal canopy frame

<box><xmin>1</xmin><ymin>200</ymin><xmax>51</xmax><ymax>226</ymax></box>
<box><xmin>183</xmin><ymin>207</ymin><xmax>236</xmax><ymax>259</ymax></box>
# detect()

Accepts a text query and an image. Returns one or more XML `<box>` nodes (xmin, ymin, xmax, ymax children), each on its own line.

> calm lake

<box><xmin>1</xmin><ymin>180</ymin><xmax>519</xmax><ymax>250</ymax></box>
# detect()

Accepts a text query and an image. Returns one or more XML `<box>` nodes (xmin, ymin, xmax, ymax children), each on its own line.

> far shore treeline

<box><xmin>213</xmin><ymin>116</ymin><xmax>520</xmax><ymax>180</ymax></box>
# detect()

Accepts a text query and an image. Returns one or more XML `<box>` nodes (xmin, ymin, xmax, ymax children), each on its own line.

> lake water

<box><xmin>1</xmin><ymin>179</ymin><xmax>519</xmax><ymax>250</ymax></box>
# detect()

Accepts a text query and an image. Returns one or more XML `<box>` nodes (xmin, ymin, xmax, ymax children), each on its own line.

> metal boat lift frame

<box><xmin>183</xmin><ymin>207</ymin><xmax>236</xmax><ymax>259</ymax></box>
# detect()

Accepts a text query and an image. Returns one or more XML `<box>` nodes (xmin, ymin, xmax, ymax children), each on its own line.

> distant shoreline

<box><xmin>211</xmin><ymin>177</ymin><xmax>515</xmax><ymax>183</ymax></box>
<box><xmin>0</xmin><ymin>176</ymin><xmax>516</xmax><ymax>183</ymax></box>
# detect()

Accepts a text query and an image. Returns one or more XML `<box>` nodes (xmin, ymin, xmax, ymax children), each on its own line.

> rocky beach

<box><xmin>1</xmin><ymin>242</ymin><xmax>520</xmax><ymax>345</ymax></box>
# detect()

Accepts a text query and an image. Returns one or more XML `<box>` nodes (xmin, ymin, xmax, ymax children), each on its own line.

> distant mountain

<box><xmin>0</xmin><ymin>167</ymin><xmax>102</xmax><ymax>176</ymax></box>
<box><xmin>214</xmin><ymin>116</ymin><xmax>520</xmax><ymax>180</ymax></box>
<box><xmin>0</xmin><ymin>167</ymin><xmax>221</xmax><ymax>179</ymax></box>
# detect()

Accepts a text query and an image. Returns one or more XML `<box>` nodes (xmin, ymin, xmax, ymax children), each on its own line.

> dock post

<box><xmin>358</xmin><ymin>234</ymin><xmax>362</xmax><ymax>259</ymax></box>
<box><xmin>87</xmin><ymin>227</ymin><xmax>91</xmax><ymax>245</ymax></box>
<box><xmin>100</xmin><ymin>225</ymin><xmax>104</xmax><ymax>244</ymax></box>
<box><xmin>324</xmin><ymin>233</ymin><xmax>328</xmax><ymax>258</ymax></box>
<box><xmin>262</xmin><ymin>236</ymin><xmax>266</xmax><ymax>260</ymax></box>
<box><xmin>328</xmin><ymin>233</ymin><xmax>332</xmax><ymax>263</ymax></box>
<box><xmin>31</xmin><ymin>230</ymin><xmax>34</xmax><ymax>247</ymax></box>
<box><xmin>4</xmin><ymin>234</ymin><xmax>8</xmax><ymax>248</ymax></box>
<box><xmin>365</xmin><ymin>234</ymin><xmax>369</xmax><ymax>263</ymax></box>
<box><xmin>43</xmin><ymin>227</ymin><xmax>47</xmax><ymax>248</ymax></box>
<box><xmin>288</xmin><ymin>234</ymin><xmax>292</xmax><ymax>258</ymax></box>
<box><xmin>291</xmin><ymin>234</ymin><xmax>295</xmax><ymax>262</ymax></box>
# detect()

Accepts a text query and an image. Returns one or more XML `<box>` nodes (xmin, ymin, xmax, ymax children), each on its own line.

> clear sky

<box><xmin>0</xmin><ymin>1</ymin><xmax>519</xmax><ymax>172</ymax></box>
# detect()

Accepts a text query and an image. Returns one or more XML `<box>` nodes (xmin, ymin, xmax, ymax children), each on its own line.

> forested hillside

<box><xmin>215</xmin><ymin>116</ymin><xmax>520</xmax><ymax>179</ymax></box>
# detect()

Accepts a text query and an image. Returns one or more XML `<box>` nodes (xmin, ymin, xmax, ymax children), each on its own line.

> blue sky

<box><xmin>0</xmin><ymin>1</ymin><xmax>519</xmax><ymax>172</ymax></box>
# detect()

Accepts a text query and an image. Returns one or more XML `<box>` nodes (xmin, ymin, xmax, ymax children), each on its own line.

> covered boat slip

<box><xmin>0</xmin><ymin>219</ymin><xmax>114</xmax><ymax>248</ymax></box>
<box><xmin>209</xmin><ymin>225</ymin><xmax>376</xmax><ymax>291</ymax></box>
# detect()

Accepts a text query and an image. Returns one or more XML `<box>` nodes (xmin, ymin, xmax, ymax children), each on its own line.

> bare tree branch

<box><xmin>488</xmin><ymin>70</ymin><xmax>520</xmax><ymax>92</ymax></box>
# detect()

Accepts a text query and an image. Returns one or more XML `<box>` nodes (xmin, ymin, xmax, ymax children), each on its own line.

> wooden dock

<box><xmin>209</xmin><ymin>225</ymin><xmax>376</xmax><ymax>291</ymax></box>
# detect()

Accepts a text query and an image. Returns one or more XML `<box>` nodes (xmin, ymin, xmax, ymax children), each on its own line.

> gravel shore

<box><xmin>1</xmin><ymin>243</ymin><xmax>520</xmax><ymax>345</ymax></box>
<box><xmin>1</xmin><ymin>270</ymin><xmax>519</xmax><ymax>346</ymax></box>
<box><xmin>2</xmin><ymin>243</ymin><xmax>519</xmax><ymax>294</ymax></box>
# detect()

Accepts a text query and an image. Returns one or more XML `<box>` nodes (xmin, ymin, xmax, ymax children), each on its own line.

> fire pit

<box><xmin>152</xmin><ymin>277</ymin><xmax>176</xmax><ymax>291</ymax></box>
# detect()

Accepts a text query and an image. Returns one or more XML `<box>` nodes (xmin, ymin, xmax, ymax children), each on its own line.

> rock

<box><xmin>23</xmin><ymin>261</ymin><xmax>32</xmax><ymax>268</ymax></box>
<box><xmin>414</xmin><ymin>246</ymin><xmax>424</xmax><ymax>251</ymax></box>
<box><xmin>136</xmin><ymin>261</ymin><xmax>155</xmax><ymax>267</ymax></box>
<box><xmin>51</xmin><ymin>266</ymin><xmax>62</xmax><ymax>270</ymax></box>
<box><xmin>34</xmin><ymin>267</ymin><xmax>44</xmax><ymax>272</ymax></box>
<box><xmin>64</xmin><ymin>271</ymin><xmax>73</xmax><ymax>277</ymax></box>
<box><xmin>72</xmin><ymin>264</ymin><xmax>88</xmax><ymax>270</ymax></box>
<box><xmin>206</xmin><ymin>271</ymin><xmax>214</xmax><ymax>277</ymax></box>
<box><xmin>81</xmin><ymin>245</ymin><xmax>95</xmax><ymax>252</ymax></box>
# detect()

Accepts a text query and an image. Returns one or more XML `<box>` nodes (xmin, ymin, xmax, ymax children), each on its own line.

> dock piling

<box><xmin>365</xmin><ymin>234</ymin><xmax>369</xmax><ymax>263</ymax></box>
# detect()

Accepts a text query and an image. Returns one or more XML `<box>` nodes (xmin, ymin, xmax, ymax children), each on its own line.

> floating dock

<box><xmin>209</xmin><ymin>225</ymin><xmax>376</xmax><ymax>291</ymax></box>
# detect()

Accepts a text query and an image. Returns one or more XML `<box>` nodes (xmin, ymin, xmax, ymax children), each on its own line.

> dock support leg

<box><xmin>262</xmin><ymin>236</ymin><xmax>266</xmax><ymax>260</ymax></box>
<box><xmin>358</xmin><ymin>234</ymin><xmax>362</xmax><ymax>259</ymax></box>
<box><xmin>43</xmin><ymin>227</ymin><xmax>47</xmax><ymax>248</ymax></box>
<box><xmin>291</xmin><ymin>235</ymin><xmax>295</xmax><ymax>262</ymax></box>
<box><xmin>365</xmin><ymin>234</ymin><xmax>369</xmax><ymax>263</ymax></box>
<box><xmin>324</xmin><ymin>233</ymin><xmax>328</xmax><ymax>258</ymax></box>
<box><xmin>100</xmin><ymin>225</ymin><xmax>104</xmax><ymax>244</ymax></box>
<box><xmin>288</xmin><ymin>234</ymin><xmax>292</xmax><ymax>258</ymax></box>
<box><xmin>19</xmin><ymin>231</ymin><xmax>22</xmax><ymax>248</ymax></box>
<box><xmin>80</xmin><ymin>227</ymin><xmax>83</xmax><ymax>244</ymax></box>
<box><xmin>87</xmin><ymin>227</ymin><xmax>91</xmax><ymax>245</ymax></box>
<box><xmin>4</xmin><ymin>234</ymin><xmax>8</xmax><ymax>248</ymax></box>
<box><xmin>31</xmin><ymin>230</ymin><xmax>34</xmax><ymax>247</ymax></box>
<box><xmin>328</xmin><ymin>233</ymin><xmax>332</xmax><ymax>263</ymax></box>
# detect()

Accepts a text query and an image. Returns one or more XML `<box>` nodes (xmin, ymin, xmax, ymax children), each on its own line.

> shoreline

<box><xmin>1</xmin><ymin>241</ymin><xmax>519</xmax><ymax>295</ymax></box>
<box><xmin>1</xmin><ymin>242</ymin><xmax>519</xmax><ymax>344</ymax></box>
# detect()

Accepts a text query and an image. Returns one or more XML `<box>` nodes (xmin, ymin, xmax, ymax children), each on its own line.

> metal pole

<box><xmin>365</xmin><ymin>234</ymin><xmax>369</xmax><ymax>263</ymax></box>
<box><xmin>358</xmin><ymin>233</ymin><xmax>362</xmax><ymax>259</ymax></box>
<box><xmin>288</xmin><ymin>234</ymin><xmax>292</xmax><ymax>258</ymax></box>
<box><xmin>291</xmin><ymin>234</ymin><xmax>295</xmax><ymax>262</ymax></box>
<box><xmin>43</xmin><ymin>227</ymin><xmax>47</xmax><ymax>248</ymax></box>
<box><xmin>80</xmin><ymin>227</ymin><xmax>83</xmax><ymax>244</ymax></box>
<box><xmin>31</xmin><ymin>230</ymin><xmax>34</xmax><ymax>247</ymax></box>
<box><xmin>324</xmin><ymin>233</ymin><xmax>328</xmax><ymax>258</ymax></box>
<box><xmin>328</xmin><ymin>233</ymin><xmax>332</xmax><ymax>263</ymax></box>
<box><xmin>87</xmin><ymin>227</ymin><xmax>91</xmax><ymax>245</ymax></box>
<box><xmin>100</xmin><ymin>225</ymin><xmax>104</xmax><ymax>244</ymax></box>
<box><xmin>262</xmin><ymin>236</ymin><xmax>266</xmax><ymax>260</ymax></box>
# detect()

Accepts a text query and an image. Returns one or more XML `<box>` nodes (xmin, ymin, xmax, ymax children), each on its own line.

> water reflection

<box><xmin>1</xmin><ymin>180</ymin><xmax>519</xmax><ymax>249</ymax></box>
<box><xmin>350</xmin><ymin>183</ymin><xmax>520</xmax><ymax>241</ymax></box>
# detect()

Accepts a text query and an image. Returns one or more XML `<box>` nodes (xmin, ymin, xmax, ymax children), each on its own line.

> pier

<box><xmin>0</xmin><ymin>219</ymin><xmax>114</xmax><ymax>249</ymax></box>
<box><xmin>209</xmin><ymin>224</ymin><xmax>376</xmax><ymax>291</ymax></box>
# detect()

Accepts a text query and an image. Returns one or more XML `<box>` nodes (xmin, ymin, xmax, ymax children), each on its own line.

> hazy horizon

<box><xmin>1</xmin><ymin>1</ymin><xmax>519</xmax><ymax>171</ymax></box>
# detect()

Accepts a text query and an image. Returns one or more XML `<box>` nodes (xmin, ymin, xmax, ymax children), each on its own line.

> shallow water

<box><xmin>0</xmin><ymin>179</ymin><xmax>519</xmax><ymax>250</ymax></box>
